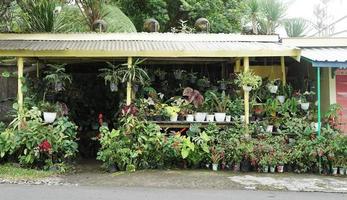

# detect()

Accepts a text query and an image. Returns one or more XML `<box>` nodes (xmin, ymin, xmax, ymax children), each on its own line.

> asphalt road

<box><xmin>1</xmin><ymin>184</ymin><xmax>346</xmax><ymax>200</ymax></box>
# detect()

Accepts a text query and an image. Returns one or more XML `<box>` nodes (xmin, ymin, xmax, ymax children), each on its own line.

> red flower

<box><xmin>39</xmin><ymin>140</ymin><xmax>52</xmax><ymax>153</ymax></box>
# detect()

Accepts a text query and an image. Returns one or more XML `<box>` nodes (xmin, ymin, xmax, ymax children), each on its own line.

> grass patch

<box><xmin>0</xmin><ymin>164</ymin><xmax>56</xmax><ymax>180</ymax></box>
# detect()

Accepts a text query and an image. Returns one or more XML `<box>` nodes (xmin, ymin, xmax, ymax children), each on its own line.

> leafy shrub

<box><xmin>0</xmin><ymin>108</ymin><xmax>78</xmax><ymax>170</ymax></box>
<box><xmin>97</xmin><ymin>116</ymin><xmax>165</xmax><ymax>171</ymax></box>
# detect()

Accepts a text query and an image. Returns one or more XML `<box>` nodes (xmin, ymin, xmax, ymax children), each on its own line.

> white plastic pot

<box><xmin>266</xmin><ymin>125</ymin><xmax>274</xmax><ymax>133</ymax></box>
<box><xmin>212</xmin><ymin>163</ymin><xmax>218</xmax><ymax>171</ymax></box>
<box><xmin>240</xmin><ymin>115</ymin><xmax>245</xmax><ymax>122</ymax></box>
<box><xmin>268</xmin><ymin>85</ymin><xmax>278</xmax><ymax>93</ymax></box>
<box><xmin>170</xmin><ymin>114</ymin><xmax>178</xmax><ymax>122</ymax></box>
<box><xmin>225</xmin><ymin>115</ymin><xmax>231</xmax><ymax>122</ymax></box>
<box><xmin>277</xmin><ymin>165</ymin><xmax>284</xmax><ymax>173</ymax></box>
<box><xmin>242</xmin><ymin>85</ymin><xmax>252</xmax><ymax>92</ymax></box>
<box><xmin>186</xmin><ymin>114</ymin><xmax>194</xmax><ymax>122</ymax></box>
<box><xmin>332</xmin><ymin>167</ymin><xmax>338</xmax><ymax>175</ymax></box>
<box><xmin>300</xmin><ymin>102</ymin><xmax>310</xmax><ymax>110</ymax></box>
<box><xmin>214</xmin><ymin>113</ymin><xmax>226</xmax><ymax>122</ymax></box>
<box><xmin>206</xmin><ymin>114</ymin><xmax>215</xmax><ymax>122</ymax></box>
<box><xmin>269</xmin><ymin>166</ymin><xmax>276</xmax><ymax>173</ymax></box>
<box><xmin>43</xmin><ymin>112</ymin><xmax>57</xmax><ymax>123</ymax></box>
<box><xmin>339</xmin><ymin>167</ymin><xmax>345</xmax><ymax>175</ymax></box>
<box><xmin>194</xmin><ymin>112</ymin><xmax>207</xmax><ymax>122</ymax></box>
<box><xmin>276</xmin><ymin>95</ymin><xmax>285</xmax><ymax>104</ymax></box>
<box><xmin>262</xmin><ymin>166</ymin><xmax>268</xmax><ymax>173</ymax></box>
<box><xmin>110</xmin><ymin>83</ymin><xmax>118</xmax><ymax>92</ymax></box>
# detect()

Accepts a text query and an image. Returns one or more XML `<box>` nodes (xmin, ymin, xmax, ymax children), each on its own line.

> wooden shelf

<box><xmin>150</xmin><ymin>121</ymin><xmax>234</xmax><ymax>129</ymax></box>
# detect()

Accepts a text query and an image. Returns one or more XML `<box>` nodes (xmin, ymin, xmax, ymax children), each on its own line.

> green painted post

<box><xmin>317</xmin><ymin>67</ymin><xmax>321</xmax><ymax>136</ymax></box>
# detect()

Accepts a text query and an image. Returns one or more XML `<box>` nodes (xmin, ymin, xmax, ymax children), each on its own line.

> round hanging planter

<box><xmin>54</xmin><ymin>82</ymin><xmax>63</xmax><ymax>92</ymax></box>
<box><xmin>43</xmin><ymin>112</ymin><xmax>57</xmax><ymax>123</ymax></box>
<box><xmin>300</xmin><ymin>102</ymin><xmax>310</xmax><ymax>110</ymax></box>
<box><xmin>268</xmin><ymin>85</ymin><xmax>278</xmax><ymax>93</ymax></box>
<box><xmin>276</xmin><ymin>95</ymin><xmax>285</xmax><ymax>104</ymax></box>
<box><xmin>110</xmin><ymin>83</ymin><xmax>118</xmax><ymax>92</ymax></box>
<box><xmin>242</xmin><ymin>85</ymin><xmax>252</xmax><ymax>92</ymax></box>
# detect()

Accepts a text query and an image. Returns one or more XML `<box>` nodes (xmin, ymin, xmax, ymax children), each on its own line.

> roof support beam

<box><xmin>126</xmin><ymin>57</ymin><xmax>133</xmax><ymax>106</ymax></box>
<box><xmin>281</xmin><ymin>56</ymin><xmax>286</xmax><ymax>85</ymax></box>
<box><xmin>17</xmin><ymin>57</ymin><xmax>24</xmax><ymax>129</ymax></box>
<box><xmin>244</xmin><ymin>57</ymin><xmax>250</xmax><ymax>125</ymax></box>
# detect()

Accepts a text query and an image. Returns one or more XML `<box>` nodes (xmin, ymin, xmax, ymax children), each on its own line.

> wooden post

<box><xmin>235</xmin><ymin>59</ymin><xmax>241</xmax><ymax>73</ymax></box>
<box><xmin>126</xmin><ymin>57</ymin><xmax>133</xmax><ymax>105</ymax></box>
<box><xmin>17</xmin><ymin>57</ymin><xmax>24</xmax><ymax>128</ymax></box>
<box><xmin>281</xmin><ymin>56</ymin><xmax>286</xmax><ymax>85</ymax></box>
<box><xmin>244</xmin><ymin>57</ymin><xmax>250</xmax><ymax>125</ymax></box>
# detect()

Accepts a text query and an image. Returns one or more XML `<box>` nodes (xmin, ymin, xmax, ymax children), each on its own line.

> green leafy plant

<box><xmin>235</xmin><ymin>70</ymin><xmax>262</xmax><ymax>89</ymax></box>
<box><xmin>205</xmin><ymin>91</ymin><xmax>231</xmax><ymax>113</ymax></box>
<box><xmin>39</xmin><ymin>101</ymin><xmax>58</xmax><ymax>113</ymax></box>
<box><xmin>43</xmin><ymin>63</ymin><xmax>72</xmax><ymax>93</ymax></box>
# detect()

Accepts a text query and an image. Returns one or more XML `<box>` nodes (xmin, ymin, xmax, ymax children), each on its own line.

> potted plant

<box><xmin>235</xmin><ymin>70</ymin><xmax>262</xmax><ymax>92</ymax></box>
<box><xmin>218</xmin><ymin>79</ymin><xmax>230</xmax><ymax>90</ymax></box>
<box><xmin>258</xmin><ymin>156</ymin><xmax>269</xmax><ymax>173</ymax></box>
<box><xmin>267</xmin><ymin>79</ymin><xmax>280</xmax><ymax>94</ymax></box>
<box><xmin>210</xmin><ymin>146</ymin><xmax>224</xmax><ymax>171</ymax></box>
<box><xmin>183</xmin><ymin>87</ymin><xmax>205</xmax><ymax>122</ymax></box>
<box><xmin>173</xmin><ymin>69</ymin><xmax>186</xmax><ymax>80</ymax></box>
<box><xmin>197</xmin><ymin>76</ymin><xmax>210</xmax><ymax>90</ymax></box>
<box><xmin>99</xmin><ymin>62</ymin><xmax>123</xmax><ymax>92</ymax></box>
<box><xmin>206</xmin><ymin>91</ymin><xmax>231</xmax><ymax>122</ymax></box>
<box><xmin>276</xmin><ymin>84</ymin><xmax>286</xmax><ymax>104</ymax></box>
<box><xmin>40</xmin><ymin>102</ymin><xmax>58</xmax><ymax>123</ymax></box>
<box><xmin>188</xmin><ymin>72</ymin><xmax>198</xmax><ymax>84</ymax></box>
<box><xmin>165</xmin><ymin>106</ymin><xmax>180</xmax><ymax>122</ymax></box>
<box><xmin>154</xmin><ymin>69</ymin><xmax>167</xmax><ymax>80</ymax></box>
<box><xmin>43</xmin><ymin>63</ymin><xmax>72</xmax><ymax>92</ymax></box>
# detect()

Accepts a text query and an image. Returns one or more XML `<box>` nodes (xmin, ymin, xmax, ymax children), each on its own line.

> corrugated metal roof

<box><xmin>0</xmin><ymin>33</ymin><xmax>300</xmax><ymax>58</ymax></box>
<box><xmin>302</xmin><ymin>47</ymin><xmax>347</xmax><ymax>63</ymax></box>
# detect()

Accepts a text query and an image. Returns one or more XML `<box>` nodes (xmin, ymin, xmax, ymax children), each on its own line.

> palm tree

<box><xmin>246</xmin><ymin>0</ymin><xmax>260</xmax><ymax>34</ymax></box>
<box><xmin>260</xmin><ymin>0</ymin><xmax>287</xmax><ymax>35</ymax></box>
<box><xmin>284</xmin><ymin>18</ymin><xmax>308</xmax><ymax>37</ymax></box>
<box><xmin>75</xmin><ymin>0</ymin><xmax>109</xmax><ymax>31</ymax></box>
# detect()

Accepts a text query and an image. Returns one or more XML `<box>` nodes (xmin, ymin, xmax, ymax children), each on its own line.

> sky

<box><xmin>281</xmin><ymin>0</ymin><xmax>347</xmax><ymax>37</ymax></box>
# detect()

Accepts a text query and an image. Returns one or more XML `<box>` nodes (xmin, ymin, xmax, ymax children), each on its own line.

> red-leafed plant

<box><xmin>182</xmin><ymin>87</ymin><xmax>204</xmax><ymax>108</ymax></box>
<box><xmin>38</xmin><ymin>139</ymin><xmax>52</xmax><ymax>153</ymax></box>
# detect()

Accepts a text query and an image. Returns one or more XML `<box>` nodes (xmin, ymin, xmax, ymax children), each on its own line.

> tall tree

<box><xmin>179</xmin><ymin>0</ymin><xmax>244</xmax><ymax>33</ymax></box>
<box><xmin>284</xmin><ymin>18</ymin><xmax>308</xmax><ymax>37</ymax></box>
<box><xmin>115</xmin><ymin>0</ymin><xmax>169</xmax><ymax>32</ymax></box>
<box><xmin>259</xmin><ymin>0</ymin><xmax>287</xmax><ymax>35</ymax></box>
<box><xmin>245</xmin><ymin>0</ymin><xmax>260</xmax><ymax>34</ymax></box>
<box><xmin>0</xmin><ymin>0</ymin><xmax>13</xmax><ymax>32</ymax></box>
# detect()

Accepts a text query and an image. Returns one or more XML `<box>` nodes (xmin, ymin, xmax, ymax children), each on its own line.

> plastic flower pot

<box><xmin>186</xmin><ymin>114</ymin><xmax>194</xmax><ymax>122</ymax></box>
<box><xmin>268</xmin><ymin>85</ymin><xmax>278</xmax><ymax>93</ymax></box>
<box><xmin>270</xmin><ymin>166</ymin><xmax>276</xmax><ymax>173</ymax></box>
<box><xmin>276</xmin><ymin>95</ymin><xmax>285</xmax><ymax>104</ymax></box>
<box><xmin>240</xmin><ymin>115</ymin><xmax>245</xmax><ymax>122</ymax></box>
<box><xmin>277</xmin><ymin>165</ymin><xmax>284</xmax><ymax>173</ymax></box>
<box><xmin>332</xmin><ymin>167</ymin><xmax>338</xmax><ymax>175</ymax></box>
<box><xmin>170</xmin><ymin>114</ymin><xmax>178</xmax><ymax>122</ymax></box>
<box><xmin>205</xmin><ymin>163</ymin><xmax>210</xmax><ymax>169</ymax></box>
<box><xmin>212</xmin><ymin>163</ymin><xmax>218</xmax><ymax>171</ymax></box>
<box><xmin>225</xmin><ymin>115</ymin><xmax>231</xmax><ymax>122</ymax></box>
<box><xmin>266</xmin><ymin>125</ymin><xmax>274</xmax><ymax>133</ymax></box>
<box><xmin>262</xmin><ymin>166</ymin><xmax>269</xmax><ymax>173</ymax></box>
<box><xmin>206</xmin><ymin>114</ymin><xmax>215</xmax><ymax>122</ymax></box>
<box><xmin>233</xmin><ymin>163</ymin><xmax>240</xmax><ymax>172</ymax></box>
<box><xmin>339</xmin><ymin>167</ymin><xmax>345</xmax><ymax>175</ymax></box>
<box><xmin>214</xmin><ymin>113</ymin><xmax>226</xmax><ymax>122</ymax></box>
<box><xmin>242</xmin><ymin>85</ymin><xmax>252</xmax><ymax>92</ymax></box>
<box><xmin>300</xmin><ymin>102</ymin><xmax>310</xmax><ymax>110</ymax></box>
<box><xmin>43</xmin><ymin>112</ymin><xmax>57</xmax><ymax>123</ymax></box>
<box><xmin>194</xmin><ymin>112</ymin><xmax>207</xmax><ymax>122</ymax></box>
<box><xmin>54</xmin><ymin>82</ymin><xmax>63</xmax><ymax>92</ymax></box>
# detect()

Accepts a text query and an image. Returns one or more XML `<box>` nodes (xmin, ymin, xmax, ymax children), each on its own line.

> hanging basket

<box><xmin>242</xmin><ymin>85</ymin><xmax>252</xmax><ymax>92</ymax></box>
